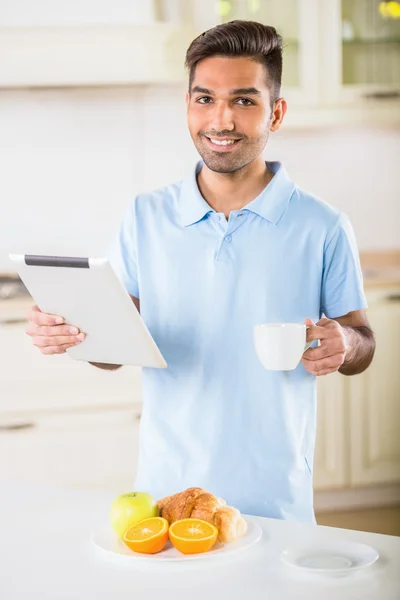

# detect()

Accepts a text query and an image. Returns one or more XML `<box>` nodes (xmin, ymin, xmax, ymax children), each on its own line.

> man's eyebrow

<box><xmin>229</xmin><ymin>87</ymin><xmax>261</xmax><ymax>96</ymax></box>
<box><xmin>191</xmin><ymin>86</ymin><xmax>213</xmax><ymax>95</ymax></box>
<box><xmin>191</xmin><ymin>86</ymin><xmax>261</xmax><ymax>96</ymax></box>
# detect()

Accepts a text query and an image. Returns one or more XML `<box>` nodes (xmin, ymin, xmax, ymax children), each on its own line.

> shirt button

<box><xmin>225</xmin><ymin>235</ymin><xmax>232</xmax><ymax>243</ymax></box>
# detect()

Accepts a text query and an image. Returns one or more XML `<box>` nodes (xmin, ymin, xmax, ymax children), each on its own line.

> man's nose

<box><xmin>209</xmin><ymin>102</ymin><xmax>235</xmax><ymax>132</ymax></box>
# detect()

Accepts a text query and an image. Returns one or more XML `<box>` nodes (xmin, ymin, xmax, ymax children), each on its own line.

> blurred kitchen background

<box><xmin>0</xmin><ymin>1</ymin><xmax>399</xmax><ymax>535</ymax></box>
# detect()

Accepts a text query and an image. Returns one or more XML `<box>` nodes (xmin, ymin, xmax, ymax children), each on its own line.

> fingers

<box><xmin>316</xmin><ymin>317</ymin><xmax>332</xmax><ymax>326</ymax></box>
<box><xmin>301</xmin><ymin>354</ymin><xmax>345</xmax><ymax>376</ymax></box>
<box><xmin>303</xmin><ymin>317</ymin><xmax>348</xmax><ymax>375</ymax></box>
<box><xmin>306</xmin><ymin>318</ymin><xmax>343</xmax><ymax>342</ymax></box>
<box><xmin>27</xmin><ymin>305</ymin><xmax>64</xmax><ymax>327</ymax></box>
<box><xmin>26</xmin><ymin>323</ymin><xmax>80</xmax><ymax>337</ymax></box>
<box><xmin>40</xmin><ymin>342</ymin><xmax>80</xmax><ymax>355</ymax></box>
<box><xmin>31</xmin><ymin>333</ymin><xmax>85</xmax><ymax>348</ymax></box>
<box><xmin>25</xmin><ymin>305</ymin><xmax>85</xmax><ymax>355</ymax></box>
<box><xmin>317</xmin><ymin>368</ymin><xmax>339</xmax><ymax>376</ymax></box>
<box><xmin>306</xmin><ymin>325</ymin><xmax>334</xmax><ymax>342</ymax></box>
<box><xmin>303</xmin><ymin>317</ymin><xmax>347</xmax><ymax>373</ymax></box>
<box><xmin>303</xmin><ymin>338</ymin><xmax>345</xmax><ymax>360</ymax></box>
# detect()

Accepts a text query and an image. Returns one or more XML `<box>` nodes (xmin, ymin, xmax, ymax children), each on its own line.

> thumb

<box><xmin>304</xmin><ymin>318</ymin><xmax>315</xmax><ymax>327</ymax></box>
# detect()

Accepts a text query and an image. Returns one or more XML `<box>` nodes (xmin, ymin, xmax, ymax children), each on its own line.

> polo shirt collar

<box><xmin>179</xmin><ymin>162</ymin><xmax>213</xmax><ymax>227</ymax></box>
<box><xmin>179</xmin><ymin>160</ymin><xmax>295</xmax><ymax>227</ymax></box>
<box><xmin>245</xmin><ymin>161</ymin><xmax>296</xmax><ymax>224</ymax></box>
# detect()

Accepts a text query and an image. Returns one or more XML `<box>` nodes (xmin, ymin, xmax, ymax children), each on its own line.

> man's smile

<box><xmin>203</xmin><ymin>136</ymin><xmax>243</xmax><ymax>152</ymax></box>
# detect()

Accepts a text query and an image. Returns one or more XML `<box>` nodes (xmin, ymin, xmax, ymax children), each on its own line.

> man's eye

<box><xmin>236</xmin><ymin>98</ymin><xmax>254</xmax><ymax>106</ymax></box>
<box><xmin>196</xmin><ymin>96</ymin><xmax>212</xmax><ymax>104</ymax></box>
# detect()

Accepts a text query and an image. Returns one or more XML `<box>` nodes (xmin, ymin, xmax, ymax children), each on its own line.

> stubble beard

<box><xmin>194</xmin><ymin>132</ymin><xmax>270</xmax><ymax>175</ymax></box>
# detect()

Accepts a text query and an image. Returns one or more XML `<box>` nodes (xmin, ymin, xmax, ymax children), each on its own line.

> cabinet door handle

<box><xmin>135</xmin><ymin>413</ymin><xmax>141</xmax><ymax>421</ymax></box>
<box><xmin>386</xmin><ymin>294</ymin><xmax>400</xmax><ymax>302</ymax></box>
<box><xmin>0</xmin><ymin>422</ymin><xmax>36</xmax><ymax>432</ymax></box>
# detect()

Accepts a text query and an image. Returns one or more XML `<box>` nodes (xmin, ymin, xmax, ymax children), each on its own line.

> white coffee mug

<box><xmin>254</xmin><ymin>323</ymin><xmax>313</xmax><ymax>371</ymax></box>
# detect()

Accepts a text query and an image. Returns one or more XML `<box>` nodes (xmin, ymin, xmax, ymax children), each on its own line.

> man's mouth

<box><xmin>203</xmin><ymin>136</ymin><xmax>242</xmax><ymax>151</ymax></box>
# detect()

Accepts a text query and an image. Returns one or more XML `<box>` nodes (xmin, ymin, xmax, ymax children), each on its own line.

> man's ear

<box><xmin>185</xmin><ymin>90</ymin><xmax>190</xmax><ymax>110</ymax></box>
<box><xmin>270</xmin><ymin>98</ymin><xmax>287</xmax><ymax>132</ymax></box>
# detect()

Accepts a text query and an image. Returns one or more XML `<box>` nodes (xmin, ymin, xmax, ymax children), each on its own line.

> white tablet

<box><xmin>9</xmin><ymin>254</ymin><xmax>167</xmax><ymax>368</ymax></box>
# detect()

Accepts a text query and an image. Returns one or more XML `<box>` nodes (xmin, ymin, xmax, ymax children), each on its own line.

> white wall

<box><xmin>1</xmin><ymin>85</ymin><xmax>399</xmax><ymax>273</ymax></box>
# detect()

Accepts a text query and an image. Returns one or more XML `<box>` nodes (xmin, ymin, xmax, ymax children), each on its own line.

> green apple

<box><xmin>110</xmin><ymin>491</ymin><xmax>159</xmax><ymax>539</ymax></box>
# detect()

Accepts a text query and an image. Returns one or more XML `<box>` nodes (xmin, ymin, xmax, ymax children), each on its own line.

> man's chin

<box><xmin>200</xmin><ymin>154</ymin><xmax>243</xmax><ymax>174</ymax></box>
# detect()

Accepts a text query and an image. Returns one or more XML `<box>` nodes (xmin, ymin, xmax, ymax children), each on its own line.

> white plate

<box><xmin>91</xmin><ymin>516</ymin><xmax>262</xmax><ymax>564</ymax></box>
<box><xmin>281</xmin><ymin>541</ymin><xmax>379</xmax><ymax>576</ymax></box>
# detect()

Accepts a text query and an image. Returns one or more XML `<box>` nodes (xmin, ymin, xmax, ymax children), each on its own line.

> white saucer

<box><xmin>281</xmin><ymin>541</ymin><xmax>379</xmax><ymax>576</ymax></box>
<box><xmin>91</xmin><ymin>516</ymin><xmax>262</xmax><ymax>564</ymax></box>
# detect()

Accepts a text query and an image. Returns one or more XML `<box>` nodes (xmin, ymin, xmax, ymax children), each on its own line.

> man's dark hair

<box><xmin>185</xmin><ymin>20</ymin><xmax>283</xmax><ymax>105</ymax></box>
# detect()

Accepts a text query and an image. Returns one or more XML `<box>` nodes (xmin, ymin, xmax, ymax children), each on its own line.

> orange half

<box><xmin>169</xmin><ymin>518</ymin><xmax>218</xmax><ymax>554</ymax></box>
<box><xmin>122</xmin><ymin>517</ymin><xmax>169</xmax><ymax>554</ymax></box>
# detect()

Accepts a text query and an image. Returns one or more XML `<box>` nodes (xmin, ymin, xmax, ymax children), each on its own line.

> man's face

<box><xmin>186</xmin><ymin>57</ymin><xmax>279</xmax><ymax>174</ymax></box>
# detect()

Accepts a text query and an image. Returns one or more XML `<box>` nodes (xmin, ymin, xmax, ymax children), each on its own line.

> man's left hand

<box><xmin>301</xmin><ymin>317</ymin><xmax>349</xmax><ymax>376</ymax></box>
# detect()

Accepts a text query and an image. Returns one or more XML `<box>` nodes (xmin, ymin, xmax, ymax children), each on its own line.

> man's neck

<box><xmin>196</xmin><ymin>157</ymin><xmax>274</xmax><ymax>219</ymax></box>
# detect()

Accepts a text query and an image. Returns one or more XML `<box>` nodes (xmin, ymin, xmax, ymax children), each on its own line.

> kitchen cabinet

<box><xmin>313</xmin><ymin>285</ymin><xmax>400</xmax><ymax>493</ymax></box>
<box><xmin>0</xmin><ymin>23</ymin><xmax>195</xmax><ymax>87</ymax></box>
<box><xmin>0</xmin><ymin>320</ymin><xmax>142</xmax><ymax>413</ymax></box>
<box><xmin>191</xmin><ymin>0</ymin><xmax>399</xmax><ymax>123</ymax></box>
<box><xmin>1</xmin><ymin>0</ymin><xmax>156</xmax><ymax>27</ymax></box>
<box><xmin>314</xmin><ymin>372</ymin><xmax>348</xmax><ymax>490</ymax></box>
<box><xmin>1</xmin><ymin>1</ymin><xmax>398</xmax><ymax>125</ymax></box>
<box><xmin>193</xmin><ymin>0</ymin><xmax>319</xmax><ymax>105</ymax></box>
<box><xmin>0</xmin><ymin>314</ymin><xmax>144</xmax><ymax>492</ymax></box>
<box><xmin>321</xmin><ymin>0</ymin><xmax>400</xmax><ymax>104</ymax></box>
<box><xmin>0</xmin><ymin>317</ymin><xmax>144</xmax><ymax>492</ymax></box>
<box><xmin>0</xmin><ymin>406</ymin><xmax>141</xmax><ymax>492</ymax></box>
<box><xmin>348</xmin><ymin>286</ymin><xmax>400</xmax><ymax>486</ymax></box>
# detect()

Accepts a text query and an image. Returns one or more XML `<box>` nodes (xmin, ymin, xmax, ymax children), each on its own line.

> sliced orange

<box><xmin>122</xmin><ymin>517</ymin><xmax>169</xmax><ymax>554</ymax></box>
<box><xmin>169</xmin><ymin>518</ymin><xmax>218</xmax><ymax>555</ymax></box>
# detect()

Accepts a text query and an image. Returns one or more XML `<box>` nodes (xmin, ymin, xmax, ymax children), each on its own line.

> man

<box><xmin>26</xmin><ymin>21</ymin><xmax>375</xmax><ymax>523</ymax></box>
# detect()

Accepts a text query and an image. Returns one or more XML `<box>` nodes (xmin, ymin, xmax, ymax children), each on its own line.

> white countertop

<box><xmin>0</xmin><ymin>482</ymin><xmax>399</xmax><ymax>600</ymax></box>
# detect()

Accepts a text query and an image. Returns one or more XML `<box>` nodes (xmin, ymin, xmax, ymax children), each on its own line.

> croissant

<box><xmin>157</xmin><ymin>487</ymin><xmax>247</xmax><ymax>543</ymax></box>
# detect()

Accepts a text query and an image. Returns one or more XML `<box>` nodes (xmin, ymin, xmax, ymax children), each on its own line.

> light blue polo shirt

<box><xmin>108</xmin><ymin>161</ymin><xmax>367</xmax><ymax>523</ymax></box>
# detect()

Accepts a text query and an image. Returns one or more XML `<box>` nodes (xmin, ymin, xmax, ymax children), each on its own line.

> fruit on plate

<box><xmin>110</xmin><ymin>492</ymin><xmax>159</xmax><ymax>539</ymax></box>
<box><xmin>122</xmin><ymin>517</ymin><xmax>169</xmax><ymax>554</ymax></box>
<box><xmin>158</xmin><ymin>487</ymin><xmax>248</xmax><ymax>542</ymax></box>
<box><xmin>169</xmin><ymin>518</ymin><xmax>218</xmax><ymax>554</ymax></box>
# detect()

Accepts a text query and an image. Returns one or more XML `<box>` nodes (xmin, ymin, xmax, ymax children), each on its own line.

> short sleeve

<box><xmin>321</xmin><ymin>214</ymin><xmax>367</xmax><ymax>318</ymax></box>
<box><xmin>105</xmin><ymin>198</ymin><xmax>140</xmax><ymax>298</ymax></box>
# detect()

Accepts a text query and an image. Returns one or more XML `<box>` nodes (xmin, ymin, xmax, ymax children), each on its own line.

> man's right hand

<box><xmin>25</xmin><ymin>305</ymin><xmax>86</xmax><ymax>355</ymax></box>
